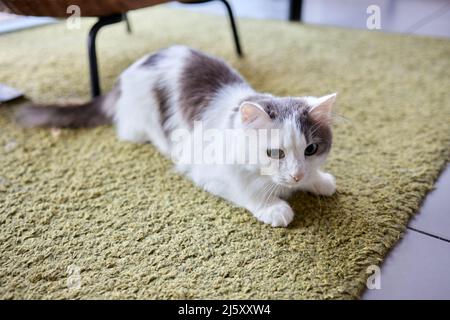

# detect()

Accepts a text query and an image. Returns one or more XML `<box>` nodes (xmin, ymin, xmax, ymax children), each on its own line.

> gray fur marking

<box><xmin>179</xmin><ymin>49</ymin><xmax>245</xmax><ymax>124</ymax></box>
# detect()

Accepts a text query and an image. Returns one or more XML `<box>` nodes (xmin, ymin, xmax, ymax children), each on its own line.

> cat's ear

<box><xmin>239</xmin><ymin>102</ymin><xmax>271</xmax><ymax>127</ymax></box>
<box><xmin>309</xmin><ymin>93</ymin><xmax>337</xmax><ymax>122</ymax></box>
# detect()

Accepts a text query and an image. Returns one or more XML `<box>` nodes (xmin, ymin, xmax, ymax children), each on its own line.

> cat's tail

<box><xmin>15</xmin><ymin>85</ymin><xmax>120</xmax><ymax>128</ymax></box>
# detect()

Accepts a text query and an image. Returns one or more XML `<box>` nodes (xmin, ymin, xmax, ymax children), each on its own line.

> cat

<box><xmin>17</xmin><ymin>45</ymin><xmax>337</xmax><ymax>227</ymax></box>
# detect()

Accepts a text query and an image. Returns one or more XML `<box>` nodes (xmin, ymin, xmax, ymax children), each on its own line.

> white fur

<box><xmin>109</xmin><ymin>46</ymin><xmax>336</xmax><ymax>227</ymax></box>
<box><xmin>115</xmin><ymin>46</ymin><xmax>190</xmax><ymax>155</ymax></box>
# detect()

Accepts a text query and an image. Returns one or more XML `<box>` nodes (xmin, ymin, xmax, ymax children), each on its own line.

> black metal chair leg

<box><xmin>218</xmin><ymin>0</ymin><xmax>243</xmax><ymax>57</ymax></box>
<box><xmin>123</xmin><ymin>13</ymin><xmax>132</xmax><ymax>34</ymax></box>
<box><xmin>289</xmin><ymin>0</ymin><xmax>303</xmax><ymax>22</ymax></box>
<box><xmin>179</xmin><ymin>0</ymin><xmax>243</xmax><ymax>57</ymax></box>
<box><xmin>88</xmin><ymin>14</ymin><xmax>123</xmax><ymax>97</ymax></box>
<box><xmin>88</xmin><ymin>2</ymin><xmax>243</xmax><ymax>97</ymax></box>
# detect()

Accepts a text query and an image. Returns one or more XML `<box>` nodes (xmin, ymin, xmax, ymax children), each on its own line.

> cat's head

<box><xmin>239</xmin><ymin>93</ymin><xmax>336</xmax><ymax>188</ymax></box>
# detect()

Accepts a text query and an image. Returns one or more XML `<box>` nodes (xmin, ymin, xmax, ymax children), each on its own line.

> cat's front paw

<box><xmin>254</xmin><ymin>201</ymin><xmax>294</xmax><ymax>228</ymax></box>
<box><xmin>310</xmin><ymin>172</ymin><xmax>336</xmax><ymax>196</ymax></box>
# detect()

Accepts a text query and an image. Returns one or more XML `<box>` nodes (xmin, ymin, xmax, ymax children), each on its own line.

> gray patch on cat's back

<box><xmin>179</xmin><ymin>49</ymin><xmax>246</xmax><ymax>124</ymax></box>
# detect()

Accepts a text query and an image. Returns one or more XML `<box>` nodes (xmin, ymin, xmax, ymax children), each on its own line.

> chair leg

<box><xmin>289</xmin><ymin>0</ymin><xmax>303</xmax><ymax>22</ymax></box>
<box><xmin>218</xmin><ymin>0</ymin><xmax>243</xmax><ymax>57</ymax></box>
<box><xmin>123</xmin><ymin>13</ymin><xmax>132</xmax><ymax>34</ymax></box>
<box><xmin>88</xmin><ymin>14</ymin><xmax>123</xmax><ymax>98</ymax></box>
<box><xmin>179</xmin><ymin>0</ymin><xmax>243</xmax><ymax>57</ymax></box>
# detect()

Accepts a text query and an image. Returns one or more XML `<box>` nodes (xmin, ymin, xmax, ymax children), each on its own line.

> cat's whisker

<box><xmin>261</xmin><ymin>183</ymin><xmax>275</xmax><ymax>208</ymax></box>
<box><xmin>331</xmin><ymin>111</ymin><xmax>350</xmax><ymax>125</ymax></box>
<box><xmin>262</xmin><ymin>182</ymin><xmax>279</xmax><ymax>209</ymax></box>
<box><xmin>268</xmin><ymin>184</ymin><xmax>282</xmax><ymax>208</ymax></box>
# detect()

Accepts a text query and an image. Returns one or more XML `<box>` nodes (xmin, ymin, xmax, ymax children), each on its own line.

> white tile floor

<box><xmin>409</xmin><ymin>166</ymin><xmax>450</xmax><ymax>241</ymax></box>
<box><xmin>0</xmin><ymin>12</ymin><xmax>55</xmax><ymax>34</ymax></box>
<box><xmin>362</xmin><ymin>228</ymin><xmax>450</xmax><ymax>299</ymax></box>
<box><xmin>168</xmin><ymin>0</ymin><xmax>450</xmax><ymax>38</ymax></box>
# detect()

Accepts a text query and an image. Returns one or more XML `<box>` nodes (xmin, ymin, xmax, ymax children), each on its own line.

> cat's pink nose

<box><xmin>291</xmin><ymin>172</ymin><xmax>304</xmax><ymax>182</ymax></box>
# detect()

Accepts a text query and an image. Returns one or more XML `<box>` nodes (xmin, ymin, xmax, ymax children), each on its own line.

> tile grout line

<box><xmin>404</xmin><ymin>2</ymin><xmax>450</xmax><ymax>33</ymax></box>
<box><xmin>407</xmin><ymin>226</ymin><xmax>450</xmax><ymax>244</ymax></box>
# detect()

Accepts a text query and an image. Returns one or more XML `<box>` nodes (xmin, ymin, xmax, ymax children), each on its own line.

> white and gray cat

<box><xmin>17</xmin><ymin>45</ymin><xmax>337</xmax><ymax>227</ymax></box>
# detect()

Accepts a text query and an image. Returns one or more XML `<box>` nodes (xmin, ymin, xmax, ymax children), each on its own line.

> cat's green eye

<box><xmin>267</xmin><ymin>148</ymin><xmax>285</xmax><ymax>159</ymax></box>
<box><xmin>304</xmin><ymin>143</ymin><xmax>319</xmax><ymax>156</ymax></box>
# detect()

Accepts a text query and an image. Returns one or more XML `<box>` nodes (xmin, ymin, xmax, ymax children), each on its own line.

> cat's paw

<box><xmin>254</xmin><ymin>202</ymin><xmax>294</xmax><ymax>228</ymax></box>
<box><xmin>310</xmin><ymin>172</ymin><xmax>336</xmax><ymax>196</ymax></box>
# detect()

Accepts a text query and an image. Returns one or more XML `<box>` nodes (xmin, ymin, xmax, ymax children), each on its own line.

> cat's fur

<box><xmin>17</xmin><ymin>45</ymin><xmax>337</xmax><ymax>227</ymax></box>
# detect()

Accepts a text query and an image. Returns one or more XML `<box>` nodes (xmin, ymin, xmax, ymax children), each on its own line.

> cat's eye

<box><xmin>304</xmin><ymin>143</ymin><xmax>319</xmax><ymax>156</ymax></box>
<box><xmin>267</xmin><ymin>148</ymin><xmax>285</xmax><ymax>159</ymax></box>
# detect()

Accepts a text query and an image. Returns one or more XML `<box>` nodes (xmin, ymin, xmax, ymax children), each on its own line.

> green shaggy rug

<box><xmin>0</xmin><ymin>7</ymin><xmax>449</xmax><ymax>299</ymax></box>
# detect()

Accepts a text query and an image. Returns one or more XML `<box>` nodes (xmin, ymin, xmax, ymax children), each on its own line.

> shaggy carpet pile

<box><xmin>0</xmin><ymin>6</ymin><xmax>449</xmax><ymax>299</ymax></box>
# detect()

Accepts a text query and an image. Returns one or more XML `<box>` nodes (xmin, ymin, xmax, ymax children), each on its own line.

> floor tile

<box><xmin>409</xmin><ymin>165</ymin><xmax>450</xmax><ymax>241</ymax></box>
<box><xmin>168</xmin><ymin>0</ymin><xmax>450</xmax><ymax>38</ymax></box>
<box><xmin>168</xmin><ymin>0</ymin><xmax>289</xmax><ymax>20</ymax></box>
<box><xmin>411</xmin><ymin>8</ymin><xmax>450</xmax><ymax>38</ymax></box>
<box><xmin>302</xmin><ymin>0</ymin><xmax>450</xmax><ymax>37</ymax></box>
<box><xmin>0</xmin><ymin>15</ymin><xmax>55</xmax><ymax>34</ymax></box>
<box><xmin>362</xmin><ymin>229</ymin><xmax>450</xmax><ymax>299</ymax></box>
